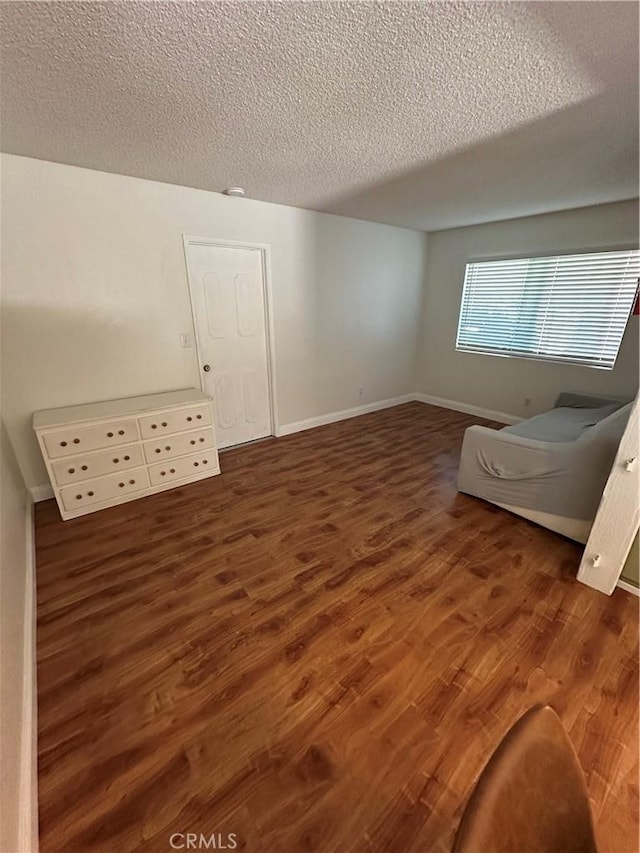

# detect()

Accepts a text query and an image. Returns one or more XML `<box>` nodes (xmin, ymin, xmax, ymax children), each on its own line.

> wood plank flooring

<box><xmin>35</xmin><ymin>402</ymin><xmax>639</xmax><ymax>853</ymax></box>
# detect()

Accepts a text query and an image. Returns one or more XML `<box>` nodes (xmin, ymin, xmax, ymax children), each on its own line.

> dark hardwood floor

<box><xmin>35</xmin><ymin>402</ymin><xmax>639</xmax><ymax>853</ymax></box>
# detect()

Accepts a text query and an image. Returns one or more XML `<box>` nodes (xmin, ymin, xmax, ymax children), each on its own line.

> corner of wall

<box><xmin>411</xmin><ymin>229</ymin><xmax>431</xmax><ymax>394</ymax></box>
<box><xmin>19</xmin><ymin>497</ymin><xmax>39</xmax><ymax>853</ymax></box>
<box><xmin>1</xmin><ymin>416</ymin><xmax>39</xmax><ymax>852</ymax></box>
<box><xmin>31</xmin><ymin>484</ymin><xmax>54</xmax><ymax>504</ymax></box>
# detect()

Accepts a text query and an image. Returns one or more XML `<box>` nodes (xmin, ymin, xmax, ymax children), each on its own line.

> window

<box><xmin>456</xmin><ymin>249</ymin><xmax>639</xmax><ymax>369</ymax></box>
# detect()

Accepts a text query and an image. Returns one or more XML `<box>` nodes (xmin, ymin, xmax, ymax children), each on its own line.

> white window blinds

<box><xmin>456</xmin><ymin>249</ymin><xmax>639</xmax><ymax>369</ymax></box>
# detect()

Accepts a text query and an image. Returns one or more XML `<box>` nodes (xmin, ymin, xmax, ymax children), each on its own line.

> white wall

<box><xmin>0</xmin><ymin>416</ymin><xmax>36</xmax><ymax>853</ymax></box>
<box><xmin>416</xmin><ymin>200</ymin><xmax>639</xmax><ymax>418</ymax></box>
<box><xmin>5</xmin><ymin>154</ymin><xmax>636</xmax><ymax>496</ymax></box>
<box><xmin>1</xmin><ymin>154</ymin><xmax>426</xmax><ymax>492</ymax></box>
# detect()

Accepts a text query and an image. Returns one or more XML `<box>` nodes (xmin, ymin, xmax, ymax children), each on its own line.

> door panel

<box><xmin>204</xmin><ymin>271</ymin><xmax>235</xmax><ymax>339</ymax></box>
<box><xmin>185</xmin><ymin>241</ymin><xmax>272</xmax><ymax>449</ymax></box>
<box><xmin>235</xmin><ymin>274</ymin><xmax>261</xmax><ymax>337</ymax></box>
<box><xmin>214</xmin><ymin>374</ymin><xmax>238</xmax><ymax>430</ymax></box>
<box><xmin>242</xmin><ymin>371</ymin><xmax>263</xmax><ymax>423</ymax></box>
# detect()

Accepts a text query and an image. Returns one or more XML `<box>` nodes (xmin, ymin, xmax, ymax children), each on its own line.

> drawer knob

<box><xmin>107</xmin><ymin>432</ymin><xmax>114</xmax><ymax>438</ymax></box>
<box><xmin>160</xmin><ymin>471</ymin><xmax>166</xmax><ymax>476</ymax></box>
<box><xmin>197</xmin><ymin>415</ymin><xmax>202</xmax><ymax>420</ymax></box>
<box><xmin>113</xmin><ymin>458</ymin><xmax>119</xmax><ymax>464</ymax></box>
<box><xmin>119</xmin><ymin>482</ymin><xmax>125</xmax><ymax>488</ymax></box>
<box><xmin>124</xmin><ymin>455</ymin><xmax>130</xmax><ymax>461</ymax></box>
<box><xmin>187</xmin><ymin>416</ymin><xmax>193</xmax><ymax>422</ymax></box>
<box><xmin>118</xmin><ymin>430</ymin><xmax>125</xmax><ymax>436</ymax></box>
<box><xmin>88</xmin><ymin>491</ymin><xmax>94</xmax><ymax>497</ymax></box>
<box><xmin>170</xmin><ymin>468</ymin><xmax>176</xmax><ymax>474</ymax></box>
<box><xmin>165</xmin><ymin>445</ymin><xmax>171</xmax><ymax>451</ymax></box>
<box><xmin>76</xmin><ymin>494</ymin><xmax>82</xmax><ymax>500</ymax></box>
<box><xmin>190</xmin><ymin>440</ymin><xmax>196</xmax><ymax>445</ymax></box>
<box><xmin>203</xmin><ymin>459</ymin><xmax>208</xmax><ymax>464</ymax></box>
<box><xmin>129</xmin><ymin>479</ymin><xmax>135</xmax><ymax>485</ymax></box>
<box><xmin>81</xmin><ymin>465</ymin><xmax>88</xmax><ymax>471</ymax></box>
<box><xmin>199</xmin><ymin>437</ymin><xmax>204</xmax><ymax>443</ymax></box>
<box><xmin>155</xmin><ymin>448</ymin><xmax>161</xmax><ymax>454</ymax></box>
<box><xmin>161</xmin><ymin>422</ymin><xmax>168</xmax><ymax>427</ymax></box>
<box><xmin>151</xmin><ymin>424</ymin><xmax>157</xmax><ymax>429</ymax></box>
<box><xmin>68</xmin><ymin>468</ymin><xmax>75</xmax><ymax>474</ymax></box>
<box><xmin>60</xmin><ymin>441</ymin><xmax>67</xmax><ymax>447</ymax></box>
<box><xmin>73</xmin><ymin>438</ymin><xmax>80</xmax><ymax>444</ymax></box>
<box><xmin>194</xmin><ymin>461</ymin><xmax>199</xmax><ymax>467</ymax></box>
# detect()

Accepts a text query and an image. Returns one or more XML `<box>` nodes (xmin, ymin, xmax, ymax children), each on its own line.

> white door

<box><xmin>577</xmin><ymin>396</ymin><xmax>639</xmax><ymax>595</ymax></box>
<box><xmin>185</xmin><ymin>241</ymin><xmax>272</xmax><ymax>449</ymax></box>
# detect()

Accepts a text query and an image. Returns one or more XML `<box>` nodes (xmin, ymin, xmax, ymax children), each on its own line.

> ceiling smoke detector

<box><xmin>223</xmin><ymin>186</ymin><xmax>245</xmax><ymax>197</ymax></box>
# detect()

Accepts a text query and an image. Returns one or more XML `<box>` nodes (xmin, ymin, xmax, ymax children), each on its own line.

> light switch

<box><xmin>179</xmin><ymin>333</ymin><xmax>191</xmax><ymax>349</ymax></box>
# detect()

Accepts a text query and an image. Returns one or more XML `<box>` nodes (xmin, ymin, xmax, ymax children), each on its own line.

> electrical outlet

<box><xmin>179</xmin><ymin>333</ymin><xmax>191</xmax><ymax>349</ymax></box>
<box><xmin>358</xmin><ymin>386</ymin><xmax>364</xmax><ymax>398</ymax></box>
<box><xmin>524</xmin><ymin>396</ymin><xmax>532</xmax><ymax>407</ymax></box>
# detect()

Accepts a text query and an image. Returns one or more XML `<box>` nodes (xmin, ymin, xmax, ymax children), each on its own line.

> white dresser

<box><xmin>33</xmin><ymin>389</ymin><xmax>221</xmax><ymax>520</ymax></box>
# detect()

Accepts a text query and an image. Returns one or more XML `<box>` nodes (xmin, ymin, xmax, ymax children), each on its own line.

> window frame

<box><xmin>455</xmin><ymin>243</ymin><xmax>639</xmax><ymax>371</ymax></box>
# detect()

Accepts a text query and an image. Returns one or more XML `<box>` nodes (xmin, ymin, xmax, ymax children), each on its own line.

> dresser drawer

<box><xmin>138</xmin><ymin>404</ymin><xmax>211</xmax><ymax>439</ymax></box>
<box><xmin>142</xmin><ymin>427</ymin><xmax>215</xmax><ymax>463</ymax></box>
<box><xmin>43</xmin><ymin>419</ymin><xmax>139</xmax><ymax>459</ymax></box>
<box><xmin>148</xmin><ymin>451</ymin><xmax>218</xmax><ymax>487</ymax></box>
<box><xmin>59</xmin><ymin>467</ymin><xmax>150</xmax><ymax>513</ymax></box>
<box><xmin>51</xmin><ymin>443</ymin><xmax>144</xmax><ymax>486</ymax></box>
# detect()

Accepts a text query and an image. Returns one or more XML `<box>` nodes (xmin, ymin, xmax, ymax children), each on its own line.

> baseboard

<box><xmin>277</xmin><ymin>394</ymin><xmax>415</xmax><ymax>437</ymax></box>
<box><xmin>30</xmin><ymin>484</ymin><xmax>53</xmax><ymax>503</ymax></box>
<box><xmin>31</xmin><ymin>392</ymin><xmax>516</xmax><ymax>493</ymax></box>
<box><xmin>616</xmin><ymin>578</ymin><xmax>640</xmax><ymax>597</ymax></box>
<box><xmin>19</xmin><ymin>499</ymin><xmax>39</xmax><ymax>852</ymax></box>
<box><xmin>413</xmin><ymin>393</ymin><xmax>522</xmax><ymax>425</ymax></box>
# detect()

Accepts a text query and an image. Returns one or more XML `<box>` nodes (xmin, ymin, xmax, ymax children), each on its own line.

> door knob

<box><xmin>203</xmin><ymin>364</ymin><xmax>211</xmax><ymax>372</ymax></box>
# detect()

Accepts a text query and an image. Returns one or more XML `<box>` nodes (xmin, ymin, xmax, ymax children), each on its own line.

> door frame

<box><xmin>182</xmin><ymin>235</ymin><xmax>280</xmax><ymax>442</ymax></box>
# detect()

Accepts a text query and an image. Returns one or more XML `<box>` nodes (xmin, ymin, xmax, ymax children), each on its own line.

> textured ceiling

<box><xmin>1</xmin><ymin>1</ymin><xmax>638</xmax><ymax>231</ymax></box>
